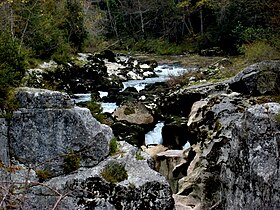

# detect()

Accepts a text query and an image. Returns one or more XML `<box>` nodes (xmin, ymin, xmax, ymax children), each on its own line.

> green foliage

<box><xmin>1</xmin><ymin>90</ymin><xmax>20</xmax><ymax>120</ymax></box>
<box><xmin>0</xmin><ymin>32</ymin><xmax>26</xmax><ymax>111</ymax></box>
<box><xmin>109</xmin><ymin>137</ymin><xmax>118</xmax><ymax>155</ymax></box>
<box><xmin>124</xmin><ymin>107</ymin><xmax>135</xmax><ymax>115</ymax></box>
<box><xmin>135</xmin><ymin>150</ymin><xmax>144</xmax><ymax>160</ymax></box>
<box><xmin>36</xmin><ymin>169</ymin><xmax>51</xmax><ymax>182</ymax></box>
<box><xmin>86</xmin><ymin>95</ymin><xmax>107</xmax><ymax>123</ymax></box>
<box><xmin>240</xmin><ymin>41</ymin><xmax>280</xmax><ymax>62</ymax></box>
<box><xmin>63</xmin><ymin>151</ymin><xmax>80</xmax><ymax>174</ymax></box>
<box><xmin>101</xmin><ymin>161</ymin><xmax>128</xmax><ymax>184</ymax></box>
<box><xmin>275</xmin><ymin>113</ymin><xmax>280</xmax><ymax>123</ymax></box>
<box><xmin>64</xmin><ymin>0</ymin><xmax>88</xmax><ymax>51</ymax></box>
<box><xmin>131</xmin><ymin>38</ymin><xmax>188</xmax><ymax>55</ymax></box>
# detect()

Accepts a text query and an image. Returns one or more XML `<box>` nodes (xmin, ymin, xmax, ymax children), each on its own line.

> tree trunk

<box><xmin>200</xmin><ymin>8</ymin><xmax>203</xmax><ymax>34</ymax></box>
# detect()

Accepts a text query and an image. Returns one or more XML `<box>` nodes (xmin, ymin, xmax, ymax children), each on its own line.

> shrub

<box><xmin>36</xmin><ymin>169</ymin><xmax>51</xmax><ymax>182</ymax></box>
<box><xmin>101</xmin><ymin>161</ymin><xmax>128</xmax><ymax>184</ymax></box>
<box><xmin>275</xmin><ymin>113</ymin><xmax>280</xmax><ymax>123</ymax></box>
<box><xmin>109</xmin><ymin>137</ymin><xmax>118</xmax><ymax>155</ymax></box>
<box><xmin>240</xmin><ymin>41</ymin><xmax>280</xmax><ymax>62</ymax></box>
<box><xmin>63</xmin><ymin>151</ymin><xmax>80</xmax><ymax>174</ymax></box>
<box><xmin>135</xmin><ymin>150</ymin><xmax>144</xmax><ymax>160</ymax></box>
<box><xmin>86</xmin><ymin>94</ymin><xmax>107</xmax><ymax>123</ymax></box>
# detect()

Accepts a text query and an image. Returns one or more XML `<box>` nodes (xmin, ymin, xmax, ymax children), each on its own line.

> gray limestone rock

<box><xmin>9</xmin><ymin>88</ymin><xmax>113</xmax><ymax>175</ymax></box>
<box><xmin>16</xmin><ymin>87</ymin><xmax>74</xmax><ymax>109</ymax></box>
<box><xmin>177</xmin><ymin>93</ymin><xmax>250</xmax><ymax>209</ymax></box>
<box><xmin>23</xmin><ymin>141</ymin><xmax>174</xmax><ymax>210</ymax></box>
<box><xmin>0</xmin><ymin>118</ymin><xmax>9</xmax><ymax>165</ymax></box>
<box><xmin>220</xmin><ymin>103</ymin><xmax>280</xmax><ymax>210</ymax></box>
<box><xmin>229</xmin><ymin>60</ymin><xmax>280</xmax><ymax>95</ymax></box>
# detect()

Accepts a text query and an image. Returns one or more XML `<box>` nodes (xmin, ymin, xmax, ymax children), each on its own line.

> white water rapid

<box><xmin>72</xmin><ymin>64</ymin><xmax>194</xmax><ymax>147</ymax></box>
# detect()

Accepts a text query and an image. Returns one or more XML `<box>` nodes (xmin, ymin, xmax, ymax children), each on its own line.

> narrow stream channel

<box><xmin>73</xmin><ymin>64</ymin><xmax>194</xmax><ymax>147</ymax></box>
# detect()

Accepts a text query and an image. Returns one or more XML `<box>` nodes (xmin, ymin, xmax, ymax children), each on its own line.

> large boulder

<box><xmin>229</xmin><ymin>60</ymin><xmax>280</xmax><ymax>95</ymax></box>
<box><xmin>9</xmin><ymin>88</ymin><xmax>113</xmax><ymax>175</ymax></box>
<box><xmin>176</xmin><ymin>92</ymin><xmax>250</xmax><ymax>209</ymax></box>
<box><xmin>220</xmin><ymin>103</ymin><xmax>280</xmax><ymax>209</ymax></box>
<box><xmin>111</xmin><ymin>102</ymin><xmax>155</xmax><ymax>146</ymax></box>
<box><xmin>22</xmin><ymin>142</ymin><xmax>174</xmax><ymax>210</ymax></box>
<box><xmin>113</xmin><ymin>102</ymin><xmax>154</xmax><ymax>125</ymax></box>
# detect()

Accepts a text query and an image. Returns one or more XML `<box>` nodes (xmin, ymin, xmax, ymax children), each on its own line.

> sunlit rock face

<box><xmin>23</xmin><ymin>142</ymin><xmax>174</xmax><ymax>210</ymax></box>
<box><xmin>9</xmin><ymin>87</ymin><xmax>113</xmax><ymax>176</ymax></box>
<box><xmin>220</xmin><ymin>103</ymin><xmax>280</xmax><ymax>210</ymax></box>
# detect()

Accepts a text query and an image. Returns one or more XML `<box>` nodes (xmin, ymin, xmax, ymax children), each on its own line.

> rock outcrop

<box><xmin>221</xmin><ymin>103</ymin><xmax>280</xmax><ymax>210</ymax></box>
<box><xmin>0</xmin><ymin>87</ymin><xmax>174</xmax><ymax>210</ymax></box>
<box><xmin>23</xmin><ymin>142</ymin><xmax>174</xmax><ymax>210</ymax></box>
<box><xmin>0</xmin><ymin>117</ymin><xmax>8</xmax><ymax>165</ymax></box>
<box><xmin>229</xmin><ymin>60</ymin><xmax>280</xmax><ymax>95</ymax></box>
<box><xmin>9</xmin><ymin>88</ymin><xmax>113</xmax><ymax>176</ymax></box>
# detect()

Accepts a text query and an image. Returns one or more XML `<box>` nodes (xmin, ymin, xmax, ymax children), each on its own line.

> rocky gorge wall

<box><xmin>156</xmin><ymin>60</ymin><xmax>280</xmax><ymax>209</ymax></box>
<box><xmin>1</xmin><ymin>54</ymin><xmax>280</xmax><ymax>210</ymax></box>
<box><xmin>0</xmin><ymin>87</ymin><xmax>174</xmax><ymax>210</ymax></box>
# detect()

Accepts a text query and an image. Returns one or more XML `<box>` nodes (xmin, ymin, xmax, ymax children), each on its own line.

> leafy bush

<box><xmin>109</xmin><ymin>137</ymin><xmax>118</xmax><ymax>155</ymax></box>
<box><xmin>36</xmin><ymin>169</ymin><xmax>51</xmax><ymax>182</ymax></box>
<box><xmin>240</xmin><ymin>41</ymin><xmax>280</xmax><ymax>62</ymax></box>
<box><xmin>86</xmin><ymin>94</ymin><xmax>106</xmax><ymax>123</ymax></box>
<box><xmin>275</xmin><ymin>113</ymin><xmax>280</xmax><ymax>123</ymax></box>
<box><xmin>101</xmin><ymin>161</ymin><xmax>128</xmax><ymax>184</ymax></box>
<box><xmin>63</xmin><ymin>151</ymin><xmax>80</xmax><ymax>174</ymax></box>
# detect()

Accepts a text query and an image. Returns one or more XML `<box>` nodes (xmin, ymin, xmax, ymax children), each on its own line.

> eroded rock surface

<box><xmin>0</xmin><ymin>88</ymin><xmax>174</xmax><ymax>210</ymax></box>
<box><xmin>23</xmin><ymin>142</ymin><xmax>174</xmax><ymax>210</ymax></box>
<box><xmin>220</xmin><ymin>103</ymin><xmax>280</xmax><ymax>210</ymax></box>
<box><xmin>9</xmin><ymin>88</ymin><xmax>113</xmax><ymax>175</ymax></box>
<box><xmin>229</xmin><ymin>60</ymin><xmax>280</xmax><ymax>95</ymax></box>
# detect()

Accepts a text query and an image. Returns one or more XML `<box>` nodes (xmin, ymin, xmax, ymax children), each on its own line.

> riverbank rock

<box><xmin>113</xmin><ymin>102</ymin><xmax>154</xmax><ymax>125</ymax></box>
<box><xmin>22</xmin><ymin>141</ymin><xmax>174</xmax><ymax>210</ymax></box>
<box><xmin>111</xmin><ymin>102</ymin><xmax>155</xmax><ymax>146</ymax></box>
<box><xmin>9</xmin><ymin>87</ymin><xmax>113</xmax><ymax>176</ymax></box>
<box><xmin>0</xmin><ymin>118</ymin><xmax>8</xmax><ymax>165</ymax></box>
<box><xmin>220</xmin><ymin>103</ymin><xmax>280</xmax><ymax>209</ymax></box>
<box><xmin>0</xmin><ymin>88</ymin><xmax>175</xmax><ymax>209</ymax></box>
<box><xmin>173</xmin><ymin>92</ymin><xmax>250</xmax><ymax>209</ymax></box>
<box><xmin>157</xmin><ymin>82</ymin><xmax>229</xmax><ymax>117</ymax></box>
<box><xmin>156</xmin><ymin>150</ymin><xmax>187</xmax><ymax>193</ymax></box>
<box><xmin>229</xmin><ymin>60</ymin><xmax>280</xmax><ymax>95</ymax></box>
<box><xmin>24</xmin><ymin>51</ymin><xmax>158</xmax><ymax>95</ymax></box>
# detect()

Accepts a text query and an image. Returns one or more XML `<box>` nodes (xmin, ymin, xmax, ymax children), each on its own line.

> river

<box><xmin>73</xmin><ymin>64</ymin><xmax>194</xmax><ymax>147</ymax></box>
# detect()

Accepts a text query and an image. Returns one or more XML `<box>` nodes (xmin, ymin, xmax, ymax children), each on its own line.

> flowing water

<box><xmin>73</xmin><ymin>64</ymin><xmax>194</xmax><ymax>147</ymax></box>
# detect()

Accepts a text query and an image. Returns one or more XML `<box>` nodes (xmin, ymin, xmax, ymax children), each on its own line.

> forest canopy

<box><xmin>0</xmin><ymin>0</ymin><xmax>279</xmax><ymax>58</ymax></box>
